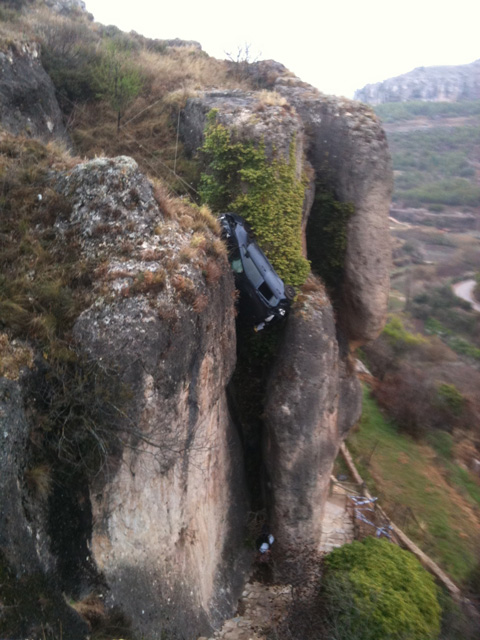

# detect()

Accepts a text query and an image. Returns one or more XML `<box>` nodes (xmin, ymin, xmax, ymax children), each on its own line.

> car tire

<box><xmin>285</xmin><ymin>285</ymin><xmax>296</xmax><ymax>301</ymax></box>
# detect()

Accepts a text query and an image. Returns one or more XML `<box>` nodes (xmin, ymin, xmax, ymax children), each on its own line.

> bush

<box><xmin>37</xmin><ymin>16</ymin><xmax>102</xmax><ymax>109</ymax></box>
<box><xmin>373</xmin><ymin>365</ymin><xmax>436</xmax><ymax>438</ymax></box>
<box><xmin>382</xmin><ymin>315</ymin><xmax>426</xmax><ymax>351</ymax></box>
<box><xmin>322</xmin><ymin>537</ymin><xmax>441</xmax><ymax>640</ymax></box>
<box><xmin>437</xmin><ymin>383</ymin><xmax>465</xmax><ymax>417</ymax></box>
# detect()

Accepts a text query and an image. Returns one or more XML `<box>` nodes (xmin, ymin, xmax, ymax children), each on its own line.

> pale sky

<box><xmin>84</xmin><ymin>0</ymin><xmax>480</xmax><ymax>98</ymax></box>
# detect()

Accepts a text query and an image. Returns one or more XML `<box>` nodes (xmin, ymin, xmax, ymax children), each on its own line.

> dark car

<box><xmin>219</xmin><ymin>212</ymin><xmax>295</xmax><ymax>329</ymax></box>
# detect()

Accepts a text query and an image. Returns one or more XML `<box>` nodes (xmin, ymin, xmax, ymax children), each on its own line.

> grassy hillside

<box><xmin>374</xmin><ymin>101</ymin><xmax>480</xmax><ymax>211</ymax></box>
<box><xmin>348</xmin><ymin>387</ymin><xmax>480</xmax><ymax>585</ymax></box>
<box><xmin>0</xmin><ymin>2</ymin><xmax>258</xmax><ymax>198</ymax></box>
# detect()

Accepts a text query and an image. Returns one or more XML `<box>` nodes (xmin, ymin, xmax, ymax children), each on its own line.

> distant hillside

<box><xmin>355</xmin><ymin>97</ymin><xmax>480</xmax><ymax>221</ymax></box>
<box><xmin>355</xmin><ymin>59</ymin><xmax>480</xmax><ymax>104</ymax></box>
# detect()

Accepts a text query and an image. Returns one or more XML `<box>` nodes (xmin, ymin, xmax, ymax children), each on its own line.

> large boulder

<box><xmin>263</xmin><ymin>282</ymin><xmax>362</xmax><ymax>548</ymax></box>
<box><xmin>0</xmin><ymin>41</ymin><xmax>69</xmax><ymax>144</ymax></box>
<box><xmin>275</xmin><ymin>80</ymin><xmax>393</xmax><ymax>345</ymax></box>
<box><xmin>54</xmin><ymin>156</ymin><xmax>249</xmax><ymax>639</ymax></box>
<box><xmin>180</xmin><ymin>83</ymin><xmax>390</xmax><ymax>551</ymax></box>
<box><xmin>1</xmin><ymin>152</ymin><xmax>249</xmax><ymax>639</ymax></box>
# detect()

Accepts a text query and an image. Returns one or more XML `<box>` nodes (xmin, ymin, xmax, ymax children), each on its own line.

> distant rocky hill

<box><xmin>355</xmin><ymin>59</ymin><xmax>480</xmax><ymax>104</ymax></box>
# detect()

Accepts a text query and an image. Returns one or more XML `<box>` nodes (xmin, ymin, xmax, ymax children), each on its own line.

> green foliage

<box><xmin>426</xmin><ymin>430</ymin><xmax>454</xmax><ymax>460</ymax></box>
<box><xmin>448</xmin><ymin>336</ymin><xmax>480</xmax><ymax>361</ymax></box>
<box><xmin>306</xmin><ymin>184</ymin><xmax>354</xmax><ymax>290</ymax></box>
<box><xmin>375</xmin><ymin>100</ymin><xmax>480</xmax><ymax>123</ymax></box>
<box><xmin>322</xmin><ymin>537</ymin><xmax>441</xmax><ymax>640</ymax></box>
<box><xmin>40</xmin><ymin>19</ymin><xmax>103</xmax><ymax>109</ymax></box>
<box><xmin>423</xmin><ymin>315</ymin><xmax>480</xmax><ymax>361</ymax></box>
<box><xmin>385</xmin><ymin>123</ymin><xmax>480</xmax><ymax>207</ymax></box>
<box><xmin>348</xmin><ymin>389</ymin><xmax>479</xmax><ymax>582</ymax></box>
<box><xmin>397</xmin><ymin>178</ymin><xmax>480</xmax><ymax>207</ymax></box>
<box><xmin>382</xmin><ymin>315</ymin><xmax>426</xmax><ymax>349</ymax></box>
<box><xmin>94</xmin><ymin>41</ymin><xmax>144</xmax><ymax>131</ymax></box>
<box><xmin>437</xmin><ymin>383</ymin><xmax>465</xmax><ymax>416</ymax></box>
<box><xmin>199</xmin><ymin>111</ymin><xmax>309</xmax><ymax>287</ymax></box>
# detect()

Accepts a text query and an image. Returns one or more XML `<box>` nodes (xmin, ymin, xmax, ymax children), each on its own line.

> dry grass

<box><xmin>71</xmin><ymin>594</ymin><xmax>106</xmax><ymax>631</ymax></box>
<box><xmin>255</xmin><ymin>90</ymin><xmax>288</xmax><ymax>108</ymax></box>
<box><xmin>0</xmin><ymin>333</ymin><xmax>33</xmax><ymax>379</ymax></box>
<box><xmin>171</xmin><ymin>274</ymin><xmax>196</xmax><ymax>303</ymax></box>
<box><xmin>190</xmin><ymin>232</ymin><xmax>207</xmax><ymax>250</ymax></box>
<box><xmin>204</xmin><ymin>258</ymin><xmax>222</xmax><ymax>285</ymax></box>
<box><xmin>24</xmin><ymin>464</ymin><xmax>52</xmax><ymax>501</ymax></box>
<box><xmin>151</xmin><ymin>178</ymin><xmax>191</xmax><ymax>220</ymax></box>
<box><xmin>301</xmin><ymin>274</ymin><xmax>324</xmax><ymax>294</ymax></box>
<box><xmin>192</xmin><ymin>293</ymin><xmax>208</xmax><ymax>313</ymax></box>
<box><xmin>138</xmin><ymin>47</ymin><xmax>251</xmax><ymax>94</ymax></box>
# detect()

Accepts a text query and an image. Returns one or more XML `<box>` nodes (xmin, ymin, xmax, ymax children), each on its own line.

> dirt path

<box><xmin>199</xmin><ymin>486</ymin><xmax>354</xmax><ymax>640</ymax></box>
<box><xmin>453</xmin><ymin>279</ymin><xmax>480</xmax><ymax>312</ymax></box>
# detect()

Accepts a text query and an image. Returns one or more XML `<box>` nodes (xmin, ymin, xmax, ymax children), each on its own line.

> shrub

<box><xmin>436</xmin><ymin>383</ymin><xmax>465</xmax><ymax>417</ymax></box>
<box><xmin>382</xmin><ymin>315</ymin><xmax>426</xmax><ymax>351</ymax></box>
<box><xmin>199</xmin><ymin>111</ymin><xmax>310</xmax><ymax>287</ymax></box>
<box><xmin>322</xmin><ymin>537</ymin><xmax>441</xmax><ymax>640</ymax></box>
<box><xmin>373</xmin><ymin>365</ymin><xmax>435</xmax><ymax>438</ymax></box>
<box><xmin>37</xmin><ymin>15</ymin><xmax>102</xmax><ymax>108</ymax></box>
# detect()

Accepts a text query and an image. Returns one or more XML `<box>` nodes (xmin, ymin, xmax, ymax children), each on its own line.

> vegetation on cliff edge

<box><xmin>199</xmin><ymin>110</ymin><xmax>310</xmax><ymax>287</ymax></box>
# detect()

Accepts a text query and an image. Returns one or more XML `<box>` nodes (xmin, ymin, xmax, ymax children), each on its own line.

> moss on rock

<box><xmin>199</xmin><ymin>111</ymin><xmax>309</xmax><ymax>287</ymax></box>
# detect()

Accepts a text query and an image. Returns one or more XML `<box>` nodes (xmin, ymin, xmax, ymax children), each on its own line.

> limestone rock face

<box><xmin>263</xmin><ymin>284</ymin><xmax>361</xmax><ymax>548</ymax></box>
<box><xmin>355</xmin><ymin>59</ymin><xmax>480</xmax><ymax>104</ymax></box>
<box><xmin>275</xmin><ymin>82</ymin><xmax>393</xmax><ymax>345</ymax></box>
<box><xmin>0</xmin><ymin>42</ymin><xmax>69</xmax><ymax>144</ymax></box>
<box><xmin>54</xmin><ymin>156</ymin><xmax>248</xmax><ymax>639</ymax></box>
<box><xmin>0</xmin><ymin>378</ymin><xmax>88</xmax><ymax>640</ymax></box>
<box><xmin>180</xmin><ymin>81</ymin><xmax>389</xmax><ymax>552</ymax></box>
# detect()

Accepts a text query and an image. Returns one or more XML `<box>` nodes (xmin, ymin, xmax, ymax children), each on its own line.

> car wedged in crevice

<box><xmin>219</xmin><ymin>212</ymin><xmax>295</xmax><ymax>330</ymax></box>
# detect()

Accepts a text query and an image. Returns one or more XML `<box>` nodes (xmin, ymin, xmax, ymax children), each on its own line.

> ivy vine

<box><xmin>199</xmin><ymin>111</ymin><xmax>310</xmax><ymax>287</ymax></box>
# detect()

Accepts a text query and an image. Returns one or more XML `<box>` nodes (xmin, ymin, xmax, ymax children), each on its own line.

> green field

<box><xmin>347</xmin><ymin>388</ymin><xmax>480</xmax><ymax>584</ymax></box>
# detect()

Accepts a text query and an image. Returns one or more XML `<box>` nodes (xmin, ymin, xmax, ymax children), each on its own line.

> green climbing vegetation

<box><xmin>306</xmin><ymin>184</ymin><xmax>354</xmax><ymax>290</ymax></box>
<box><xmin>322</xmin><ymin>537</ymin><xmax>441</xmax><ymax>640</ymax></box>
<box><xmin>199</xmin><ymin>111</ymin><xmax>310</xmax><ymax>287</ymax></box>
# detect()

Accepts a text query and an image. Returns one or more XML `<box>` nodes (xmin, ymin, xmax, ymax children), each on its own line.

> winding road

<box><xmin>452</xmin><ymin>279</ymin><xmax>480</xmax><ymax>312</ymax></box>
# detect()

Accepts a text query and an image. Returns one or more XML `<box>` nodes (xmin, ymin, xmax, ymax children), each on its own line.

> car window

<box><xmin>241</xmin><ymin>250</ymin><xmax>264</xmax><ymax>288</ymax></box>
<box><xmin>231</xmin><ymin>257</ymin><xmax>243</xmax><ymax>274</ymax></box>
<box><xmin>258</xmin><ymin>281</ymin><xmax>277</xmax><ymax>304</ymax></box>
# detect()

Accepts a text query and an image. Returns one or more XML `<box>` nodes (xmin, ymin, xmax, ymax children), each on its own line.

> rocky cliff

<box><xmin>0</xmin><ymin>7</ymin><xmax>393</xmax><ymax>639</ymax></box>
<box><xmin>0</xmin><ymin>41</ymin><xmax>69</xmax><ymax>144</ymax></box>
<box><xmin>355</xmin><ymin>58</ymin><xmax>480</xmax><ymax>104</ymax></box>
<box><xmin>180</xmin><ymin>73</ymin><xmax>391</xmax><ymax>551</ymax></box>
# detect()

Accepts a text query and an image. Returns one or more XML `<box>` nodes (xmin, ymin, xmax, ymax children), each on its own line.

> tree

<box><xmin>95</xmin><ymin>43</ymin><xmax>143</xmax><ymax>132</ymax></box>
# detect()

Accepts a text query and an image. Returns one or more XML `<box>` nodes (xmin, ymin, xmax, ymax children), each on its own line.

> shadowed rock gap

<box><xmin>227</xmin><ymin>321</ymin><xmax>286</xmax><ymax>514</ymax></box>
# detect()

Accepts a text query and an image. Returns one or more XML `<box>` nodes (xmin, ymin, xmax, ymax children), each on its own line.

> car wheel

<box><xmin>285</xmin><ymin>285</ymin><xmax>296</xmax><ymax>301</ymax></box>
